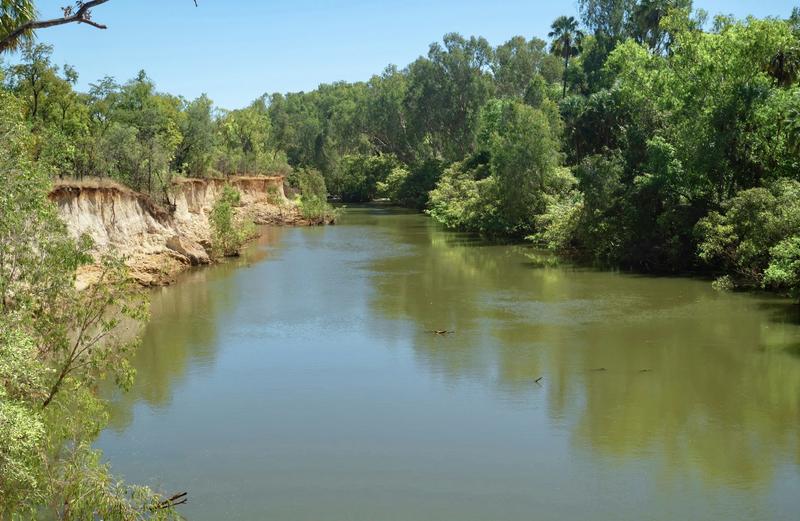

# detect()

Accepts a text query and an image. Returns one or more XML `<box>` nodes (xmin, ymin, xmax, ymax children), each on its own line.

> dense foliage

<box><xmin>215</xmin><ymin>2</ymin><xmax>798</xmax><ymax>298</ymax></box>
<box><xmin>0</xmin><ymin>89</ymin><xmax>180</xmax><ymax>518</ymax></box>
<box><xmin>0</xmin><ymin>2</ymin><xmax>796</xmax><ymax>297</ymax></box>
<box><xmin>209</xmin><ymin>185</ymin><xmax>254</xmax><ymax>258</ymax></box>
<box><xmin>0</xmin><ymin>43</ymin><xmax>292</xmax><ymax>207</ymax></box>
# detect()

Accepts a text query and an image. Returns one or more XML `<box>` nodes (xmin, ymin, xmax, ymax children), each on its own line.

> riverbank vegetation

<box><xmin>0</xmin><ymin>0</ymin><xmax>798</xmax><ymax>517</ymax></box>
<box><xmin>4</xmin><ymin>2</ymin><xmax>797</xmax><ymax>296</ymax></box>
<box><xmin>209</xmin><ymin>185</ymin><xmax>255</xmax><ymax>258</ymax></box>
<box><xmin>253</xmin><ymin>2</ymin><xmax>799</xmax><ymax>299</ymax></box>
<box><xmin>0</xmin><ymin>88</ymin><xmax>181</xmax><ymax>517</ymax></box>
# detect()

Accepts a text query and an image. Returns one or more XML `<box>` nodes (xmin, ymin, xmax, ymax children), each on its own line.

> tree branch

<box><xmin>0</xmin><ymin>0</ymin><xmax>112</xmax><ymax>53</ymax></box>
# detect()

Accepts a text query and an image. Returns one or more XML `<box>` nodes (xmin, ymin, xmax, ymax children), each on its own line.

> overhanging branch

<box><xmin>0</xmin><ymin>0</ymin><xmax>111</xmax><ymax>53</ymax></box>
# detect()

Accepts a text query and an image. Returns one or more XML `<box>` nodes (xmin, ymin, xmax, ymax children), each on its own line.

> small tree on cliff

<box><xmin>210</xmin><ymin>185</ymin><xmax>253</xmax><ymax>257</ymax></box>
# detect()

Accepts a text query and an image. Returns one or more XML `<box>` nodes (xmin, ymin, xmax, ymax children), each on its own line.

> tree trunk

<box><xmin>32</xmin><ymin>90</ymin><xmax>39</xmax><ymax>120</ymax></box>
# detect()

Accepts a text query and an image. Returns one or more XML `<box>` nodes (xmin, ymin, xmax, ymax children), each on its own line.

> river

<box><xmin>97</xmin><ymin>206</ymin><xmax>800</xmax><ymax>521</ymax></box>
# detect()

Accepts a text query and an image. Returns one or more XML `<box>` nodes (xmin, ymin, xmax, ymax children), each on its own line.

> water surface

<box><xmin>99</xmin><ymin>206</ymin><xmax>800</xmax><ymax>520</ymax></box>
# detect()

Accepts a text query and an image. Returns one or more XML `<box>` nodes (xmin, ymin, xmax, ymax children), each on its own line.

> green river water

<box><xmin>98</xmin><ymin>206</ymin><xmax>800</xmax><ymax>520</ymax></box>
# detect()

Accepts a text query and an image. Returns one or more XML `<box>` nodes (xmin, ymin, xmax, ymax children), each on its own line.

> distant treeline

<box><xmin>2</xmin><ymin>1</ymin><xmax>800</xmax><ymax>297</ymax></box>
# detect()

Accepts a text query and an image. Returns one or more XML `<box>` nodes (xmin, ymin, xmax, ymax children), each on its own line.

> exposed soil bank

<box><xmin>49</xmin><ymin>176</ymin><xmax>329</xmax><ymax>288</ymax></box>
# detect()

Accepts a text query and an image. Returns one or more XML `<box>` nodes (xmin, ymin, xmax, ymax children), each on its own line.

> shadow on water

<box><xmin>365</xmin><ymin>212</ymin><xmax>800</xmax><ymax>488</ymax></box>
<box><xmin>756</xmin><ymin>299</ymin><xmax>800</xmax><ymax>326</ymax></box>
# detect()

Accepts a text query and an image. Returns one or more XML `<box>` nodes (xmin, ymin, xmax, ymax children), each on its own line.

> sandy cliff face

<box><xmin>50</xmin><ymin>176</ymin><xmax>297</xmax><ymax>287</ymax></box>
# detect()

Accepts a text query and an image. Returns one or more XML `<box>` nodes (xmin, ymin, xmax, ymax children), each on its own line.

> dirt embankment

<box><xmin>49</xmin><ymin>176</ymin><xmax>324</xmax><ymax>288</ymax></box>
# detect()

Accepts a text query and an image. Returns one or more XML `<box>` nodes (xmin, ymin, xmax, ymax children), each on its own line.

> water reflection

<box><xmin>101</xmin><ymin>207</ymin><xmax>800</xmax><ymax>520</ymax></box>
<box><xmin>105</xmin><ymin>227</ymin><xmax>286</xmax><ymax>431</ymax></box>
<box><xmin>364</xmin><ymin>209</ymin><xmax>800</xmax><ymax>488</ymax></box>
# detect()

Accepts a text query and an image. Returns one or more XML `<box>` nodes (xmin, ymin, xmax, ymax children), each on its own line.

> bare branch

<box><xmin>154</xmin><ymin>492</ymin><xmax>188</xmax><ymax>510</ymax></box>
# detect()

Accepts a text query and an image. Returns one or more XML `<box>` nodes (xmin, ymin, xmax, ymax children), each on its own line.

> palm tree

<box><xmin>0</xmin><ymin>1</ymin><xmax>35</xmax><ymax>52</ymax></box>
<box><xmin>548</xmin><ymin>16</ymin><xmax>584</xmax><ymax>98</ymax></box>
<box><xmin>768</xmin><ymin>47</ymin><xmax>800</xmax><ymax>87</ymax></box>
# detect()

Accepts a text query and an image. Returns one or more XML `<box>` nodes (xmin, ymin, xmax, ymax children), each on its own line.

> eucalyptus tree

<box><xmin>174</xmin><ymin>94</ymin><xmax>216</xmax><ymax>177</ymax></box>
<box><xmin>630</xmin><ymin>0</ymin><xmax>693</xmax><ymax>53</ymax></box>
<box><xmin>492</xmin><ymin>36</ymin><xmax>550</xmax><ymax>98</ymax></box>
<box><xmin>578</xmin><ymin>0</ymin><xmax>636</xmax><ymax>42</ymax></box>
<box><xmin>364</xmin><ymin>65</ymin><xmax>413</xmax><ymax>161</ymax></box>
<box><xmin>405</xmin><ymin>33</ymin><xmax>495</xmax><ymax>162</ymax></box>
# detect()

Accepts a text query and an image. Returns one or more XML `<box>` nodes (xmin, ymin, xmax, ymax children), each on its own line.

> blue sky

<box><xmin>6</xmin><ymin>0</ymin><xmax>798</xmax><ymax>108</ymax></box>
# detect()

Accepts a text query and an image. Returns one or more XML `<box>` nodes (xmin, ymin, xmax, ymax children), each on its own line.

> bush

<box><xmin>428</xmin><ymin>99</ymin><xmax>562</xmax><ymax>236</ymax></box>
<box><xmin>296</xmin><ymin>168</ymin><xmax>337</xmax><ymax>222</ymax></box>
<box><xmin>696</xmin><ymin>179</ymin><xmax>800</xmax><ymax>289</ymax></box>
<box><xmin>209</xmin><ymin>185</ymin><xmax>254</xmax><ymax>257</ymax></box>
<box><xmin>764</xmin><ymin>236</ymin><xmax>800</xmax><ymax>300</ymax></box>
<box><xmin>332</xmin><ymin>154</ymin><xmax>398</xmax><ymax>202</ymax></box>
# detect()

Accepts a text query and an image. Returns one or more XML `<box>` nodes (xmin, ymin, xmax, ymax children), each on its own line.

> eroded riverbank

<box><xmin>50</xmin><ymin>176</ymin><xmax>331</xmax><ymax>287</ymax></box>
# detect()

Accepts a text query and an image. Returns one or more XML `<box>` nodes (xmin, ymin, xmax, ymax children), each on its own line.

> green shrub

<box><xmin>296</xmin><ymin>168</ymin><xmax>337</xmax><ymax>222</ymax></box>
<box><xmin>696</xmin><ymin>179</ymin><xmax>800</xmax><ymax>290</ymax></box>
<box><xmin>210</xmin><ymin>185</ymin><xmax>254</xmax><ymax>257</ymax></box>
<box><xmin>332</xmin><ymin>154</ymin><xmax>399</xmax><ymax>202</ymax></box>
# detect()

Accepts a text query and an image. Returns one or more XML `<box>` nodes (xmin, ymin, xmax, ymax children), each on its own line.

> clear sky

<box><xmin>6</xmin><ymin>0</ymin><xmax>798</xmax><ymax>108</ymax></box>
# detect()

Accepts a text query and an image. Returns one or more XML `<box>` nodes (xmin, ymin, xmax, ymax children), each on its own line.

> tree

<box><xmin>333</xmin><ymin>153</ymin><xmax>398</xmax><ymax>202</ymax></box>
<box><xmin>0</xmin><ymin>0</ymin><xmax>35</xmax><ymax>51</ymax></box>
<box><xmin>295</xmin><ymin>168</ymin><xmax>336</xmax><ymax>222</ymax></box>
<box><xmin>485</xmin><ymin>100</ymin><xmax>563</xmax><ymax>232</ymax></box>
<box><xmin>630</xmin><ymin>0</ymin><xmax>693</xmax><ymax>54</ymax></box>
<box><xmin>578</xmin><ymin>0</ymin><xmax>636</xmax><ymax>43</ymax></box>
<box><xmin>174</xmin><ymin>94</ymin><xmax>216</xmax><ymax>177</ymax></box>
<box><xmin>768</xmin><ymin>44</ymin><xmax>800</xmax><ymax>87</ymax></box>
<box><xmin>209</xmin><ymin>185</ymin><xmax>253</xmax><ymax>257</ymax></box>
<box><xmin>218</xmin><ymin>97</ymin><xmax>289</xmax><ymax>176</ymax></box>
<box><xmin>548</xmin><ymin>16</ymin><xmax>584</xmax><ymax>97</ymax></box>
<box><xmin>0</xmin><ymin>88</ymin><xmax>181</xmax><ymax>518</ymax></box>
<box><xmin>696</xmin><ymin>179</ymin><xmax>800</xmax><ymax>291</ymax></box>
<box><xmin>364</xmin><ymin>66</ymin><xmax>413</xmax><ymax>161</ymax></box>
<box><xmin>492</xmin><ymin>36</ymin><xmax>551</xmax><ymax>98</ymax></box>
<box><xmin>764</xmin><ymin>236</ymin><xmax>800</xmax><ymax>301</ymax></box>
<box><xmin>405</xmin><ymin>33</ymin><xmax>495</xmax><ymax>161</ymax></box>
<box><xmin>428</xmin><ymin>99</ymin><xmax>564</xmax><ymax>236</ymax></box>
<box><xmin>7</xmin><ymin>40</ymin><xmax>54</xmax><ymax>120</ymax></box>
<box><xmin>111</xmin><ymin>71</ymin><xmax>182</xmax><ymax>196</ymax></box>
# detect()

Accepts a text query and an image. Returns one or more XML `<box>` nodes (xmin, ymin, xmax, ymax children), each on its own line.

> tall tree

<box><xmin>630</xmin><ymin>0</ymin><xmax>693</xmax><ymax>54</ymax></box>
<box><xmin>492</xmin><ymin>36</ymin><xmax>549</xmax><ymax>98</ymax></box>
<box><xmin>548</xmin><ymin>16</ymin><xmax>584</xmax><ymax>97</ymax></box>
<box><xmin>405</xmin><ymin>33</ymin><xmax>495</xmax><ymax>160</ymax></box>
<box><xmin>7</xmin><ymin>40</ymin><xmax>53</xmax><ymax>120</ymax></box>
<box><xmin>578</xmin><ymin>0</ymin><xmax>636</xmax><ymax>42</ymax></box>
<box><xmin>174</xmin><ymin>93</ymin><xmax>216</xmax><ymax>177</ymax></box>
